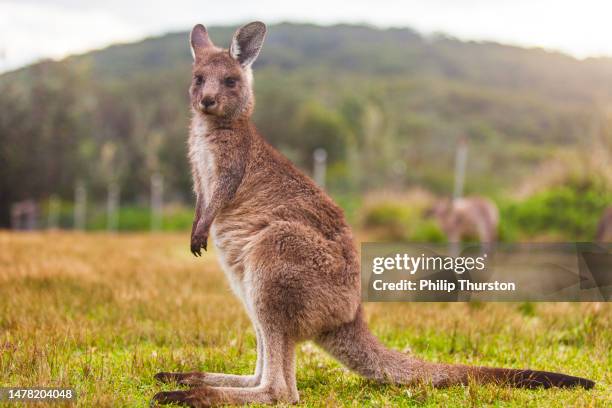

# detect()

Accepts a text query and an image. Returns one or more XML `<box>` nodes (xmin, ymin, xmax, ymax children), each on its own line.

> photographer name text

<box><xmin>372</xmin><ymin>279</ymin><xmax>516</xmax><ymax>292</ymax></box>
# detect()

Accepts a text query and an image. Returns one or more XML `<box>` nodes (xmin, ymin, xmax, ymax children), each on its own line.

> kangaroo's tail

<box><xmin>315</xmin><ymin>306</ymin><xmax>594</xmax><ymax>389</ymax></box>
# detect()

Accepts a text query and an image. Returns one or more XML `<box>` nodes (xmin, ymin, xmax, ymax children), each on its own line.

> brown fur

<box><xmin>152</xmin><ymin>22</ymin><xmax>594</xmax><ymax>407</ymax></box>
<box><xmin>428</xmin><ymin>196</ymin><xmax>499</xmax><ymax>243</ymax></box>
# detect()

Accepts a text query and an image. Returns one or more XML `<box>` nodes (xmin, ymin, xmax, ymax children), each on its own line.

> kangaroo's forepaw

<box><xmin>190</xmin><ymin>233</ymin><xmax>208</xmax><ymax>256</ymax></box>
<box><xmin>151</xmin><ymin>386</ymin><xmax>215</xmax><ymax>407</ymax></box>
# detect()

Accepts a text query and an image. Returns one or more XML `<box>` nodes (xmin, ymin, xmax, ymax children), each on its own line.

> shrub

<box><xmin>410</xmin><ymin>219</ymin><xmax>446</xmax><ymax>243</ymax></box>
<box><xmin>362</xmin><ymin>202</ymin><xmax>445</xmax><ymax>242</ymax></box>
<box><xmin>363</xmin><ymin>202</ymin><xmax>413</xmax><ymax>240</ymax></box>
<box><xmin>500</xmin><ymin>181</ymin><xmax>612</xmax><ymax>241</ymax></box>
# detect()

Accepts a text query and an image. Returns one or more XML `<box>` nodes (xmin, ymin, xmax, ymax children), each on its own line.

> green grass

<box><xmin>0</xmin><ymin>232</ymin><xmax>609</xmax><ymax>407</ymax></box>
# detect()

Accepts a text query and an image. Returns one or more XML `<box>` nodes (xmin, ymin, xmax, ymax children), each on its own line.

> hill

<box><xmin>1</xmin><ymin>23</ymin><xmax>611</xmax><ymax>226</ymax></box>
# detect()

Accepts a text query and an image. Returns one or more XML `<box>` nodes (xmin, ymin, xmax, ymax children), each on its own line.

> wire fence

<box><xmin>9</xmin><ymin>149</ymin><xmax>331</xmax><ymax>232</ymax></box>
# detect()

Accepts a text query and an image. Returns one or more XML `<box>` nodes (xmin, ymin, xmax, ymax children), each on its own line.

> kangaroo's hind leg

<box><xmin>152</xmin><ymin>323</ymin><xmax>293</xmax><ymax>406</ymax></box>
<box><xmin>155</xmin><ymin>322</ymin><xmax>264</xmax><ymax>388</ymax></box>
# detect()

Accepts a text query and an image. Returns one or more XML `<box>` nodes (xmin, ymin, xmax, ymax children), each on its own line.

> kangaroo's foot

<box><xmin>151</xmin><ymin>384</ymin><xmax>294</xmax><ymax>407</ymax></box>
<box><xmin>151</xmin><ymin>385</ymin><xmax>216</xmax><ymax>407</ymax></box>
<box><xmin>155</xmin><ymin>371</ymin><xmax>260</xmax><ymax>387</ymax></box>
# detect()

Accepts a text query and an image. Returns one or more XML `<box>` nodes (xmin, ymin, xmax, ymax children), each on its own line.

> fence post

<box><xmin>47</xmin><ymin>195</ymin><xmax>60</xmax><ymax>229</ymax></box>
<box><xmin>107</xmin><ymin>182</ymin><xmax>120</xmax><ymax>232</ymax></box>
<box><xmin>74</xmin><ymin>181</ymin><xmax>87</xmax><ymax>230</ymax></box>
<box><xmin>151</xmin><ymin>172</ymin><xmax>163</xmax><ymax>231</ymax></box>
<box><xmin>453</xmin><ymin>137</ymin><xmax>468</xmax><ymax>201</ymax></box>
<box><xmin>313</xmin><ymin>148</ymin><xmax>327</xmax><ymax>188</ymax></box>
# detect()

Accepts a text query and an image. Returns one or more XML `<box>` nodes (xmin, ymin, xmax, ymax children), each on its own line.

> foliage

<box><xmin>86</xmin><ymin>206</ymin><xmax>193</xmax><ymax>231</ymax></box>
<box><xmin>1</xmin><ymin>23</ymin><xmax>611</xmax><ymax>227</ymax></box>
<box><xmin>363</xmin><ymin>202</ymin><xmax>414</xmax><ymax>240</ymax></box>
<box><xmin>362</xmin><ymin>202</ymin><xmax>446</xmax><ymax>242</ymax></box>
<box><xmin>500</xmin><ymin>178</ymin><xmax>612</xmax><ymax>241</ymax></box>
<box><xmin>410</xmin><ymin>220</ymin><xmax>447</xmax><ymax>243</ymax></box>
<box><xmin>40</xmin><ymin>200</ymin><xmax>193</xmax><ymax>231</ymax></box>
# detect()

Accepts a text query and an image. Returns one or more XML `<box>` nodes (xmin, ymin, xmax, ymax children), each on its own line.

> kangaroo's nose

<box><xmin>202</xmin><ymin>97</ymin><xmax>216</xmax><ymax>109</ymax></box>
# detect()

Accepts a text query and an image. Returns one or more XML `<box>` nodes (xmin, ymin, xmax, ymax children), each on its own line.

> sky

<box><xmin>1</xmin><ymin>0</ymin><xmax>611</xmax><ymax>72</ymax></box>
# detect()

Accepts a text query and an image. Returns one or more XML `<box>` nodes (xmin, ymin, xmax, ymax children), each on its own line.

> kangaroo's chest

<box><xmin>191</xmin><ymin>140</ymin><xmax>245</xmax><ymax>290</ymax></box>
<box><xmin>190</xmin><ymin>135</ymin><xmax>216</xmax><ymax>205</ymax></box>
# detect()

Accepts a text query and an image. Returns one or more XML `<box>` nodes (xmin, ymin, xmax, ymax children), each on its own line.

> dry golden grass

<box><xmin>0</xmin><ymin>232</ymin><xmax>610</xmax><ymax>407</ymax></box>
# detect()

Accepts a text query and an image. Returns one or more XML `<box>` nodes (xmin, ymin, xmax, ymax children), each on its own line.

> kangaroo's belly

<box><xmin>210</xmin><ymin>216</ymin><xmax>265</xmax><ymax>303</ymax></box>
<box><xmin>211</xmin><ymin>227</ymin><xmax>242</xmax><ymax>292</ymax></box>
<box><xmin>211</xmin><ymin>219</ymin><xmax>275</xmax><ymax>330</ymax></box>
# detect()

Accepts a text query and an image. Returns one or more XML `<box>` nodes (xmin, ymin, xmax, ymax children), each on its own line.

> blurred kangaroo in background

<box><xmin>152</xmin><ymin>22</ymin><xmax>594</xmax><ymax>407</ymax></box>
<box><xmin>596</xmin><ymin>207</ymin><xmax>612</xmax><ymax>242</ymax></box>
<box><xmin>427</xmin><ymin>196</ymin><xmax>499</xmax><ymax>244</ymax></box>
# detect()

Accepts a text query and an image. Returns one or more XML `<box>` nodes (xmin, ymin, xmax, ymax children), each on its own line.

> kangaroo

<box><xmin>596</xmin><ymin>207</ymin><xmax>612</xmax><ymax>242</ymax></box>
<box><xmin>427</xmin><ymin>196</ymin><xmax>499</xmax><ymax>244</ymax></box>
<box><xmin>152</xmin><ymin>22</ymin><xmax>594</xmax><ymax>407</ymax></box>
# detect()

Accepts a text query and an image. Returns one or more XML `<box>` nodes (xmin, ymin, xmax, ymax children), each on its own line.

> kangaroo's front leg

<box><xmin>155</xmin><ymin>326</ymin><xmax>264</xmax><ymax>388</ymax></box>
<box><xmin>190</xmin><ymin>195</ymin><xmax>205</xmax><ymax>256</ymax></box>
<box><xmin>191</xmin><ymin>144</ymin><xmax>246</xmax><ymax>257</ymax></box>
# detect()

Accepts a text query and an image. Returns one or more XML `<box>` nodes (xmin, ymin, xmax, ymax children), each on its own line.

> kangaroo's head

<box><xmin>189</xmin><ymin>22</ymin><xmax>266</xmax><ymax>121</ymax></box>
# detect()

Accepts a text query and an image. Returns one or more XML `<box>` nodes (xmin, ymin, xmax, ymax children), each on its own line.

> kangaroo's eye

<box><xmin>224</xmin><ymin>77</ymin><xmax>237</xmax><ymax>88</ymax></box>
<box><xmin>194</xmin><ymin>75</ymin><xmax>204</xmax><ymax>86</ymax></box>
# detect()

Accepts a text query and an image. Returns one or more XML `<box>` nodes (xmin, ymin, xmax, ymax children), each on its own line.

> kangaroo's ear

<box><xmin>190</xmin><ymin>24</ymin><xmax>213</xmax><ymax>60</ymax></box>
<box><xmin>229</xmin><ymin>21</ymin><xmax>267</xmax><ymax>67</ymax></box>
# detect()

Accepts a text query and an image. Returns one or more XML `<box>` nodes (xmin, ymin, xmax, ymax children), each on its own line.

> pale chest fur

<box><xmin>189</xmin><ymin>117</ymin><xmax>216</xmax><ymax>205</ymax></box>
<box><xmin>189</xmin><ymin>116</ymin><xmax>252</xmax><ymax>303</ymax></box>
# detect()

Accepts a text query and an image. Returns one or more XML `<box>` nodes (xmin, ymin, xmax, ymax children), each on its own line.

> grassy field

<box><xmin>0</xmin><ymin>232</ymin><xmax>609</xmax><ymax>407</ymax></box>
